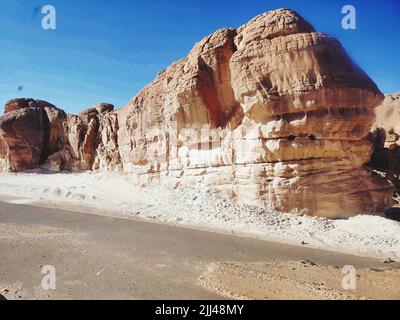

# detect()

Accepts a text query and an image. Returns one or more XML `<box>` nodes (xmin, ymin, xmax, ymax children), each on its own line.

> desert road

<box><xmin>0</xmin><ymin>201</ymin><xmax>399</xmax><ymax>300</ymax></box>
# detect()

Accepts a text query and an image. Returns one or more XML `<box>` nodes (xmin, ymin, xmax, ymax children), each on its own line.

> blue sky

<box><xmin>0</xmin><ymin>0</ymin><xmax>399</xmax><ymax>114</ymax></box>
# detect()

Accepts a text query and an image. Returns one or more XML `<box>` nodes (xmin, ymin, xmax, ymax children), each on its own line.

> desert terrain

<box><xmin>1</xmin><ymin>200</ymin><xmax>399</xmax><ymax>300</ymax></box>
<box><xmin>1</xmin><ymin>8</ymin><xmax>400</xmax><ymax>301</ymax></box>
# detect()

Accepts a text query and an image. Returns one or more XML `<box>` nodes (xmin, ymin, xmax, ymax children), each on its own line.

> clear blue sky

<box><xmin>1</xmin><ymin>0</ymin><xmax>399</xmax><ymax>114</ymax></box>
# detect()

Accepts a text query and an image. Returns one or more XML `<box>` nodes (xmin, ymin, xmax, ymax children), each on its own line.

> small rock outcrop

<box><xmin>369</xmin><ymin>94</ymin><xmax>400</xmax><ymax>197</ymax></box>
<box><xmin>369</xmin><ymin>94</ymin><xmax>400</xmax><ymax>172</ymax></box>
<box><xmin>0</xmin><ymin>9</ymin><xmax>394</xmax><ymax>218</ymax></box>
<box><xmin>372</xmin><ymin>94</ymin><xmax>400</xmax><ymax>148</ymax></box>
<box><xmin>0</xmin><ymin>99</ymin><xmax>67</xmax><ymax>172</ymax></box>
<box><xmin>0</xmin><ymin>99</ymin><xmax>121</xmax><ymax>172</ymax></box>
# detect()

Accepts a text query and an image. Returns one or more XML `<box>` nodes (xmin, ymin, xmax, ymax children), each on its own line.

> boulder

<box><xmin>0</xmin><ymin>107</ymin><xmax>45</xmax><ymax>172</ymax></box>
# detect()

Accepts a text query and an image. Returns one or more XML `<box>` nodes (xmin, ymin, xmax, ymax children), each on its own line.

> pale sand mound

<box><xmin>0</xmin><ymin>171</ymin><xmax>399</xmax><ymax>261</ymax></box>
<box><xmin>198</xmin><ymin>261</ymin><xmax>400</xmax><ymax>300</ymax></box>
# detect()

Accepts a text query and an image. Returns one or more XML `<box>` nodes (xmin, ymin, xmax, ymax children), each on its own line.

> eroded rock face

<box><xmin>0</xmin><ymin>99</ymin><xmax>67</xmax><ymax>172</ymax></box>
<box><xmin>0</xmin><ymin>107</ymin><xmax>45</xmax><ymax>171</ymax></box>
<box><xmin>116</xmin><ymin>9</ymin><xmax>393</xmax><ymax>217</ymax></box>
<box><xmin>0</xmin><ymin>100</ymin><xmax>120</xmax><ymax>172</ymax></box>
<box><xmin>0</xmin><ymin>9</ymin><xmax>394</xmax><ymax>218</ymax></box>
<box><xmin>43</xmin><ymin>103</ymin><xmax>121</xmax><ymax>171</ymax></box>
<box><xmin>369</xmin><ymin>94</ymin><xmax>400</xmax><ymax>187</ymax></box>
<box><xmin>372</xmin><ymin>94</ymin><xmax>400</xmax><ymax>147</ymax></box>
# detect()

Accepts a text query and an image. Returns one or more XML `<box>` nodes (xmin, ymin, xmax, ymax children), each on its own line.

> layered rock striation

<box><xmin>0</xmin><ymin>9</ymin><xmax>394</xmax><ymax>218</ymax></box>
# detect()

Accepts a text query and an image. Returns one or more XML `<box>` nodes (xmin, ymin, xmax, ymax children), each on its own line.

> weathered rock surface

<box><xmin>0</xmin><ymin>100</ymin><xmax>120</xmax><ymax>172</ymax></box>
<box><xmin>116</xmin><ymin>9</ymin><xmax>393</xmax><ymax>218</ymax></box>
<box><xmin>0</xmin><ymin>9</ymin><xmax>394</xmax><ymax>218</ymax></box>
<box><xmin>369</xmin><ymin>94</ymin><xmax>400</xmax><ymax>172</ymax></box>
<box><xmin>0</xmin><ymin>107</ymin><xmax>45</xmax><ymax>171</ymax></box>
<box><xmin>372</xmin><ymin>94</ymin><xmax>400</xmax><ymax>147</ymax></box>
<box><xmin>369</xmin><ymin>94</ymin><xmax>400</xmax><ymax>198</ymax></box>
<box><xmin>44</xmin><ymin>103</ymin><xmax>122</xmax><ymax>172</ymax></box>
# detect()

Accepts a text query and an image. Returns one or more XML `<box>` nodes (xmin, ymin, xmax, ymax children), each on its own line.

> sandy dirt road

<box><xmin>0</xmin><ymin>201</ymin><xmax>399</xmax><ymax>300</ymax></box>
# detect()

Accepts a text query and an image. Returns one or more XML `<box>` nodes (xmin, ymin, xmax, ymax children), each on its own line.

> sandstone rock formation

<box><xmin>369</xmin><ymin>94</ymin><xmax>400</xmax><ymax>172</ymax></box>
<box><xmin>372</xmin><ymin>94</ymin><xmax>400</xmax><ymax>148</ymax></box>
<box><xmin>369</xmin><ymin>94</ymin><xmax>400</xmax><ymax>196</ymax></box>
<box><xmin>0</xmin><ymin>99</ymin><xmax>120</xmax><ymax>173</ymax></box>
<box><xmin>0</xmin><ymin>9</ymin><xmax>394</xmax><ymax>218</ymax></box>
<box><xmin>0</xmin><ymin>99</ymin><xmax>66</xmax><ymax>172</ymax></box>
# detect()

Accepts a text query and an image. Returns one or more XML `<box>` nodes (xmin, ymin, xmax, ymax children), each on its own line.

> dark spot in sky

<box><xmin>17</xmin><ymin>85</ymin><xmax>23</xmax><ymax>92</ymax></box>
<box><xmin>31</xmin><ymin>6</ymin><xmax>40</xmax><ymax>20</ymax></box>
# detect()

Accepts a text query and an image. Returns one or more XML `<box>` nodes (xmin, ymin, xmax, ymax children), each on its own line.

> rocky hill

<box><xmin>0</xmin><ymin>9</ymin><xmax>394</xmax><ymax>218</ymax></box>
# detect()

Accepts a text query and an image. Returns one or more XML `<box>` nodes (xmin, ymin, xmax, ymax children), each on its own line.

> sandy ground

<box><xmin>0</xmin><ymin>201</ymin><xmax>399</xmax><ymax>300</ymax></box>
<box><xmin>0</xmin><ymin>171</ymin><xmax>399</xmax><ymax>261</ymax></box>
<box><xmin>199</xmin><ymin>261</ymin><xmax>400</xmax><ymax>300</ymax></box>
